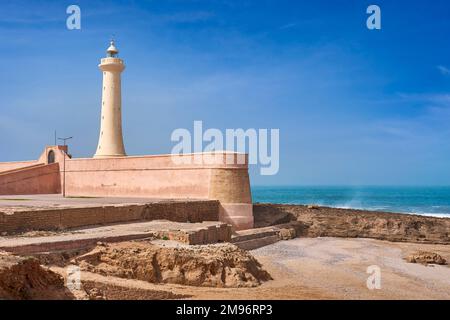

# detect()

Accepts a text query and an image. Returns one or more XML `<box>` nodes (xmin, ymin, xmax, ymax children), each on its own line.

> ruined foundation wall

<box><xmin>0</xmin><ymin>200</ymin><xmax>220</xmax><ymax>234</ymax></box>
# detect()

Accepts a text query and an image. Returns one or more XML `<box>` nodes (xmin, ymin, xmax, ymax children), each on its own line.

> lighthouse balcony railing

<box><xmin>101</xmin><ymin>58</ymin><xmax>124</xmax><ymax>64</ymax></box>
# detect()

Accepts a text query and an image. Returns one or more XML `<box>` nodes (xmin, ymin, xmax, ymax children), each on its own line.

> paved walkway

<box><xmin>0</xmin><ymin>194</ymin><xmax>209</xmax><ymax>213</ymax></box>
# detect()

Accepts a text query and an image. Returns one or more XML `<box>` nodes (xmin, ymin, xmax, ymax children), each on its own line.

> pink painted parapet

<box><xmin>64</xmin><ymin>152</ymin><xmax>253</xmax><ymax>230</ymax></box>
<box><xmin>0</xmin><ymin>160</ymin><xmax>38</xmax><ymax>173</ymax></box>
<box><xmin>0</xmin><ymin>162</ymin><xmax>61</xmax><ymax>195</ymax></box>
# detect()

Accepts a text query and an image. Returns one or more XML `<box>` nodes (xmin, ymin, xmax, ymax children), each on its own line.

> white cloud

<box><xmin>371</xmin><ymin>92</ymin><xmax>450</xmax><ymax>142</ymax></box>
<box><xmin>279</xmin><ymin>22</ymin><xmax>298</xmax><ymax>30</ymax></box>
<box><xmin>437</xmin><ymin>65</ymin><xmax>450</xmax><ymax>76</ymax></box>
<box><xmin>158</xmin><ymin>11</ymin><xmax>215</xmax><ymax>24</ymax></box>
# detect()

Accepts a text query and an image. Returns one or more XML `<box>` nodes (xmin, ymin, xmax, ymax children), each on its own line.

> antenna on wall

<box><xmin>54</xmin><ymin>130</ymin><xmax>57</xmax><ymax>146</ymax></box>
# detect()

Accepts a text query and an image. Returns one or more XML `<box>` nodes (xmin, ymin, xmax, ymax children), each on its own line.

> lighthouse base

<box><xmin>93</xmin><ymin>153</ymin><xmax>127</xmax><ymax>159</ymax></box>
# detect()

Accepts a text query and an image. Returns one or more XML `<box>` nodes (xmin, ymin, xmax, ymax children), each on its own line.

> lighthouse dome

<box><xmin>106</xmin><ymin>40</ymin><xmax>119</xmax><ymax>57</ymax></box>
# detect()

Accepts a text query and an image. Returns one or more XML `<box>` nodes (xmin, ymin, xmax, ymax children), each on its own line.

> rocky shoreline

<box><xmin>254</xmin><ymin>203</ymin><xmax>450</xmax><ymax>244</ymax></box>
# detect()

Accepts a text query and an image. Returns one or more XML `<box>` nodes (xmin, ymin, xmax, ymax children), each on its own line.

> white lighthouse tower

<box><xmin>94</xmin><ymin>40</ymin><xmax>126</xmax><ymax>158</ymax></box>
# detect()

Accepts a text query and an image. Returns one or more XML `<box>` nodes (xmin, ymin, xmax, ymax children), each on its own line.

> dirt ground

<box><xmin>145</xmin><ymin>237</ymin><xmax>447</xmax><ymax>300</ymax></box>
<box><xmin>48</xmin><ymin>237</ymin><xmax>450</xmax><ymax>300</ymax></box>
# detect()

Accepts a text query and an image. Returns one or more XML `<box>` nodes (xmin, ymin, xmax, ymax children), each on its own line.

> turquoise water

<box><xmin>252</xmin><ymin>186</ymin><xmax>450</xmax><ymax>217</ymax></box>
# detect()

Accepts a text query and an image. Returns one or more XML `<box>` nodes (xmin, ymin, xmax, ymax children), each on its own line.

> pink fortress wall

<box><xmin>0</xmin><ymin>162</ymin><xmax>61</xmax><ymax>195</ymax></box>
<box><xmin>0</xmin><ymin>146</ymin><xmax>69</xmax><ymax>196</ymax></box>
<box><xmin>64</xmin><ymin>153</ymin><xmax>246</xmax><ymax>199</ymax></box>
<box><xmin>0</xmin><ymin>146</ymin><xmax>68</xmax><ymax>173</ymax></box>
<box><xmin>0</xmin><ymin>148</ymin><xmax>254</xmax><ymax>230</ymax></box>
<box><xmin>64</xmin><ymin>153</ymin><xmax>253</xmax><ymax>229</ymax></box>
<box><xmin>0</xmin><ymin>160</ymin><xmax>38</xmax><ymax>173</ymax></box>
<box><xmin>65</xmin><ymin>156</ymin><xmax>212</xmax><ymax>199</ymax></box>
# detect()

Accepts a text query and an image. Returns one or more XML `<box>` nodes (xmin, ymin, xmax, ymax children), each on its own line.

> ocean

<box><xmin>251</xmin><ymin>186</ymin><xmax>450</xmax><ymax>218</ymax></box>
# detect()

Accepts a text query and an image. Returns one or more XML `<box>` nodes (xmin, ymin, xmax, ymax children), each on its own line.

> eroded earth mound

<box><xmin>72</xmin><ymin>241</ymin><xmax>272</xmax><ymax>288</ymax></box>
<box><xmin>0</xmin><ymin>252</ymin><xmax>73</xmax><ymax>300</ymax></box>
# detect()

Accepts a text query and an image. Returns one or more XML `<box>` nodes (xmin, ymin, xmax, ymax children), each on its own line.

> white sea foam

<box><xmin>410</xmin><ymin>212</ymin><xmax>450</xmax><ymax>219</ymax></box>
<box><xmin>329</xmin><ymin>204</ymin><xmax>449</xmax><ymax>218</ymax></box>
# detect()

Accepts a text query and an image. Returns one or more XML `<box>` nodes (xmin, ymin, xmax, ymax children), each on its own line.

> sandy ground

<box><xmin>250</xmin><ymin>237</ymin><xmax>450</xmax><ymax>299</ymax></box>
<box><xmin>136</xmin><ymin>237</ymin><xmax>450</xmax><ymax>300</ymax></box>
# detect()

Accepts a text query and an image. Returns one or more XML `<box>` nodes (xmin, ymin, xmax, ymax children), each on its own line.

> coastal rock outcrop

<box><xmin>254</xmin><ymin>204</ymin><xmax>450</xmax><ymax>244</ymax></box>
<box><xmin>405</xmin><ymin>251</ymin><xmax>447</xmax><ymax>265</ymax></box>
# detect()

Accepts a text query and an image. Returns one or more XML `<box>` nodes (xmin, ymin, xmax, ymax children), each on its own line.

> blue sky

<box><xmin>0</xmin><ymin>0</ymin><xmax>449</xmax><ymax>185</ymax></box>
